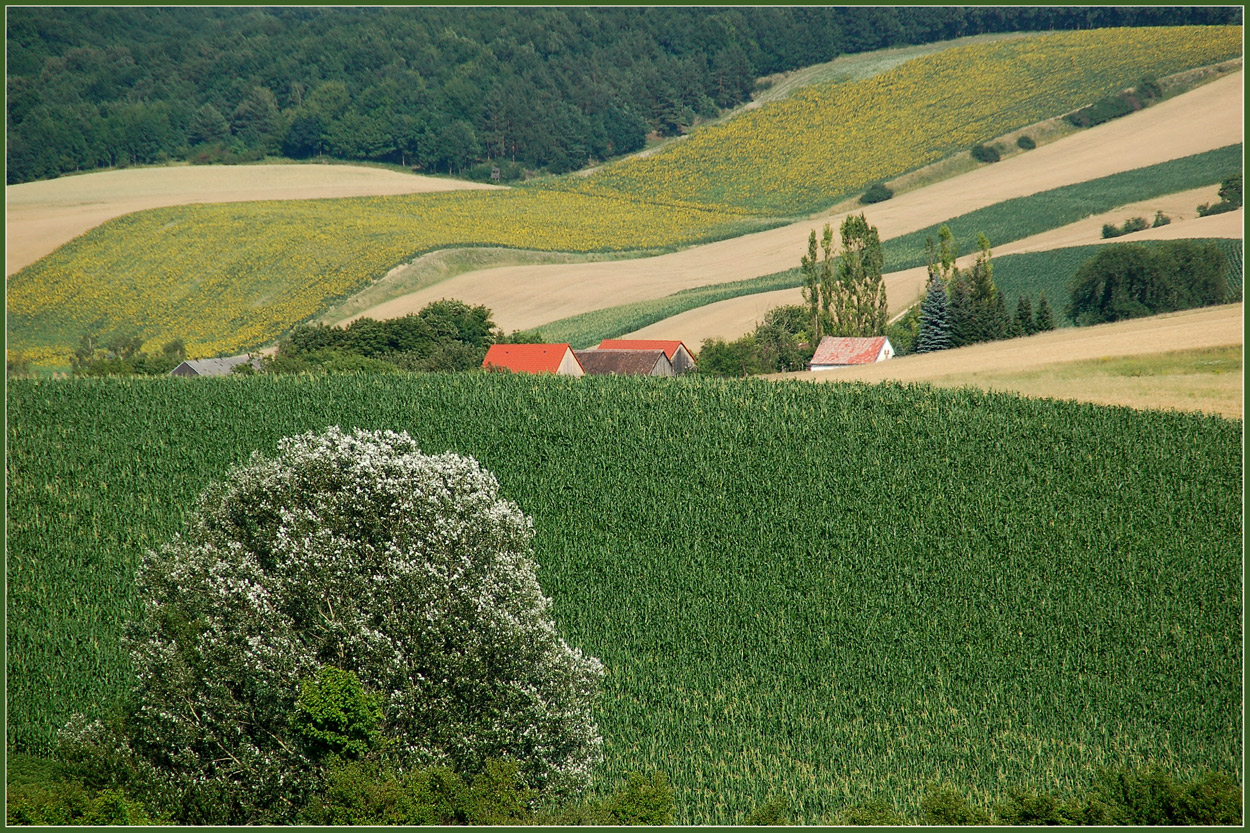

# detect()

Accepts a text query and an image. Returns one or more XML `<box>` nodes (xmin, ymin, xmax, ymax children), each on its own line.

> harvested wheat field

<box><xmin>628</xmin><ymin>203</ymin><xmax>1243</xmax><ymax>346</ymax></box>
<box><xmin>352</xmin><ymin>71</ymin><xmax>1243</xmax><ymax>333</ymax></box>
<box><xmin>773</xmin><ymin>304</ymin><xmax>1244</xmax><ymax>419</ymax></box>
<box><xmin>5</xmin><ymin>164</ymin><xmax>501</xmax><ymax>275</ymax></box>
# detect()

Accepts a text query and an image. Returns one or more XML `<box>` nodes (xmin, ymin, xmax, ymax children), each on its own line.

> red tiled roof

<box><xmin>482</xmin><ymin>343</ymin><xmax>578</xmax><ymax>374</ymax></box>
<box><xmin>809</xmin><ymin>336</ymin><xmax>889</xmax><ymax>366</ymax></box>
<box><xmin>597</xmin><ymin>339</ymin><xmax>688</xmax><ymax>360</ymax></box>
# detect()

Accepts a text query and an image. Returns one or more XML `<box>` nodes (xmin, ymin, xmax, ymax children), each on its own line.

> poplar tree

<box><xmin>830</xmin><ymin>213</ymin><xmax>887</xmax><ymax>336</ymax></box>
<box><xmin>800</xmin><ymin>230</ymin><xmax>820</xmax><ymax>341</ymax></box>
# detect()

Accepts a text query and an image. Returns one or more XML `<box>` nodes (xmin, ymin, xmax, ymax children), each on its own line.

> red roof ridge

<box><xmin>597</xmin><ymin>339</ymin><xmax>688</xmax><ymax>360</ymax></box>
<box><xmin>482</xmin><ymin>343</ymin><xmax>580</xmax><ymax>374</ymax></box>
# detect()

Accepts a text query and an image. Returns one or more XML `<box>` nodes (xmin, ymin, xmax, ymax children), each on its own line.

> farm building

<box><xmin>170</xmin><ymin>355</ymin><xmax>262</xmax><ymax>377</ymax></box>
<box><xmin>482</xmin><ymin>343</ymin><xmax>585</xmax><ymax>376</ymax></box>
<box><xmin>574</xmin><ymin>348</ymin><xmax>675</xmax><ymax>377</ymax></box>
<box><xmin>597</xmin><ymin>339</ymin><xmax>697</xmax><ymax>373</ymax></box>
<box><xmin>808</xmin><ymin>336</ymin><xmax>894</xmax><ymax>371</ymax></box>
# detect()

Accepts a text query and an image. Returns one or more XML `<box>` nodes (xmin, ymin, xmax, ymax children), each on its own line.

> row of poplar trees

<box><xmin>914</xmin><ymin>226</ymin><xmax>1054</xmax><ymax>354</ymax></box>
<box><xmin>800</xmin><ymin>213</ymin><xmax>889</xmax><ymax>340</ymax></box>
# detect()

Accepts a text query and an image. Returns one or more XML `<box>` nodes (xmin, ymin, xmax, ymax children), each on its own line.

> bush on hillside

<box><xmin>60</xmin><ymin>427</ymin><xmax>604</xmax><ymax>824</ymax></box>
<box><xmin>859</xmin><ymin>182</ymin><xmax>894</xmax><ymax>204</ymax></box>
<box><xmin>1015</xmin><ymin>135</ymin><xmax>1036</xmax><ymax>150</ymax></box>
<box><xmin>1198</xmin><ymin>171</ymin><xmax>1242</xmax><ymax>216</ymax></box>
<box><xmin>970</xmin><ymin>143</ymin><xmax>1001</xmax><ymax>163</ymax></box>
<box><xmin>1067</xmin><ymin>240</ymin><xmax>1230</xmax><ymax>325</ymax></box>
<box><xmin>1100</xmin><ymin>216</ymin><xmax>1149</xmax><ymax>238</ymax></box>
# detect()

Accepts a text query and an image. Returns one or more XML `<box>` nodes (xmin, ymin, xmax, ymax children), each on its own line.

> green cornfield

<box><xmin>6</xmin><ymin>374</ymin><xmax>1242</xmax><ymax>823</ymax></box>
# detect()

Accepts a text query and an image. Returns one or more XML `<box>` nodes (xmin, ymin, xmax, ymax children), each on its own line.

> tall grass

<box><xmin>8</xmin><ymin>374</ymin><xmax>1241</xmax><ymax>823</ymax></box>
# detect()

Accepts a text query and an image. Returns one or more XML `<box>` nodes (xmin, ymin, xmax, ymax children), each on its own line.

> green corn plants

<box><xmin>7</xmin><ymin>374</ymin><xmax>1242</xmax><ymax>823</ymax></box>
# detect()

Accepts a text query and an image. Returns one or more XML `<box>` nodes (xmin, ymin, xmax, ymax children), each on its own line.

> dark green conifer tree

<box><xmin>1034</xmin><ymin>292</ymin><xmax>1057</xmax><ymax>331</ymax></box>
<box><xmin>914</xmin><ymin>275</ymin><xmax>952</xmax><ymax>353</ymax></box>
<box><xmin>947</xmin><ymin>276</ymin><xmax>973</xmax><ymax>348</ymax></box>
<box><xmin>1015</xmin><ymin>294</ymin><xmax>1035</xmax><ymax>335</ymax></box>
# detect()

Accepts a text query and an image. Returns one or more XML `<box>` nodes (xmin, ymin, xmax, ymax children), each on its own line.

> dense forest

<box><xmin>6</xmin><ymin>5</ymin><xmax>1242</xmax><ymax>184</ymax></box>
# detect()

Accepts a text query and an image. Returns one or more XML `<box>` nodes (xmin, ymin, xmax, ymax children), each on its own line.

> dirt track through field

<box><xmin>356</xmin><ymin>71</ymin><xmax>1243</xmax><ymax>332</ymax></box>
<box><xmin>627</xmin><ymin>202</ymin><xmax>1243</xmax><ymax>345</ymax></box>
<box><xmin>5</xmin><ymin>164</ymin><xmax>501</xmax><ymax>275</ymax></box>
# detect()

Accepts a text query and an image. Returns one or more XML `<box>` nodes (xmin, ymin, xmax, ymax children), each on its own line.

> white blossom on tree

<box><xmin>115</xmin><ymin>426</ymin><xmax>603</xmax><ymax>820</ymax></box>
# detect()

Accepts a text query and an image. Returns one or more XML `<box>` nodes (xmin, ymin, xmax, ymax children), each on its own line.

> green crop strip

<box><xmin>991</xmin><ymin>237</ymin><xmax>1244</xmax><ymax>325</ymax></box>
<box><xmin>536</xmin><ymin>145</ymin><xmax>1243</xmax><ymax>346</ymax></box>
<box><xmin>8</xmin><ymin>375</ymin><xmax>1241</xmax><ymax>823</ymax></box>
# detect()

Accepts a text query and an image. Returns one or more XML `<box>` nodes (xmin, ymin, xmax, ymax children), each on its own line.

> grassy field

<box><xmin>8</xmin><ymin>374</ymin><xmax>1241</xmax><ymax>823</ymax></box>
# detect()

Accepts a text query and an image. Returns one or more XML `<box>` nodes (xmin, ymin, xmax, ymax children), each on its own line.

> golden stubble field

<box><xmin>774</xmin><ymin>304</ymin><xmax>1244</xmax><ymax>419</ymax></box>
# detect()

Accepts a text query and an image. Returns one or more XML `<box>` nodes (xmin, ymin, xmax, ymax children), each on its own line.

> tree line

<box><xmin>8</xmin><ymin>6</ymin><xmax>1241</xmax><ymax>184</ymax></box>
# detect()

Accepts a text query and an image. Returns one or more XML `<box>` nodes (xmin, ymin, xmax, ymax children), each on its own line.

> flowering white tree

<box><xmin>112</xmin><ymin>426</ymin><xmax>604</xmax><ymax>822</ymax></box>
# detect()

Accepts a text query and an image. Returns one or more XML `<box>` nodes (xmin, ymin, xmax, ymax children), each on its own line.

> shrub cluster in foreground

<box><xmin>9</xmin><ymin>753</ymin><xmax>1238</xmax><ymax>826</ymax></box>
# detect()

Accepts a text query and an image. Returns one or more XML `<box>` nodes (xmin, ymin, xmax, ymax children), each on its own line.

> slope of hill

<box><xmin>376</xmin><ymin>75</ymin><xmax>1243</xmax><ymax>334</ymax></box>
<box><xmin>4</xmin><ymin>164</ymin><xmax>502</xmax><ymax>276</ymax></box>
<box><xmin>621</xmin><ymin>204</ymin><xmax>1243</xmax><ymax>348</ymax></box>
<box><xmin>5</xmin><ymin>29</ymin><xmax>1242</xmax><ymax>371</ymax></box>
<box><xmin>777</xmin><ymin>303</ymin><xmax>1244</xmax><ymax>419</ymax></box>
<box><xmin>8</xmin><ymin>374</ymin><xmax>1241</xmax><ymax>822</ymax></box>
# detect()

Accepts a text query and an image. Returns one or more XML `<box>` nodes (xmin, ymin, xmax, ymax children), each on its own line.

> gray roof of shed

<box><xmin>172</xmin><ymin>355</ymin><xmax>260</xmax><ymax>376</ymax></box>
<box><xmin>573</xmin><ymin>349</ymin><xmax>671</xmax><ymax>375</ymax></box>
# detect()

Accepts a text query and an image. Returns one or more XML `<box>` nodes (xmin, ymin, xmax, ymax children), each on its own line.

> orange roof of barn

<box><xmin>482</xmin><ymin>343</ymin><xmax>580</xmax><ymax>374</ymax></box>
<box><xmin>810</xmin><ymin>336</ymin><xmax>889</xmax><ymax>366</ymax></box>
<box><xmin>597</xmin><ymin>339</ymin><xmax>689</xmax><ymax>360</ymax></box>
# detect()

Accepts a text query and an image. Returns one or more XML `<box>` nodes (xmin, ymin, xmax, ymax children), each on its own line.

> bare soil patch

<box><xmin>359</xmin><ymin>72</ymin><xmax>1243</xmax><ymax>333</ymax></box>
<box><xmin>6</xmin><ymin>163</ymin><xmax>501</xmax><ymax>275</ymax></box>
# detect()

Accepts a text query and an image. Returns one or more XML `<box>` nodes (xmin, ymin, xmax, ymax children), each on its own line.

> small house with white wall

<box><xmin>808</xmin><ymin>336</ymin><xmax>894</xmax><ymax>371</ymax></box>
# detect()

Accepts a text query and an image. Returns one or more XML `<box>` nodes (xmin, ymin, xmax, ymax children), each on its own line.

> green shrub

<box><xmin>1152</xmin><ymin>209</ymin><xmax>1171</xmax><ymax>227</ymax></box>
<box><xmin>742</xmin><ymin>795</ymin><xmax>790</xmax><ymax>825</ymax></box>
<box><xmin>298</xmin><ymin>757</ymin><xmax>536</xmax><ymax>826</ymax></box>
<box><xmin>1067</xmin><ymin>240</ymin><xmax>1230</xmax><ymax>325</ymax></box>
<box><xmin>920</xmin><ymin>786</ymin><xmax>993</xmax><ymax>825</ymax></box>
<box><xmin>7</xmin><ymin>772</ymin><xmax>164</xmax><ymax>827</ymax></box>
<box><xmin>1101</xmin><ymin>216</ymin><xmax>1149</xmax><ymax>238</ymax></box>
<box><xmin>290</xmin><ymin>667</ymin><xmax>384</xmax><ymax>760</ymax></box>
<box><xmin>970</xmin><ymin>143</ymin><xmax>1000</xmax><ymax>163</ymax></box>
<box><xmin>860</xmin><ymin>182</ymin><xmax>894</xmax><ymax>204</ymax></box>
<box><xmin>1015</xmin><ymin>135</ymin><xmax>1036</xmax><ymax>150</ymax></box>
<box><xmin>834</xmin><ymin>797</ymin><xmax>905</xmax><ymax>825</ymax></box>
<box><xmin>598</xmin><ymin>772</ymin><xmax>676</xmax><ymax>825</ymax></box>
<box><xmin>1198</xmin><ymin>172</ymin><xmax>1242</xmax><ymax>216</ymax></box>
<box><xmin>1090</xmin><ymin>765</ymin><xmax>1243</xmax><ymax>825</ymax></box>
